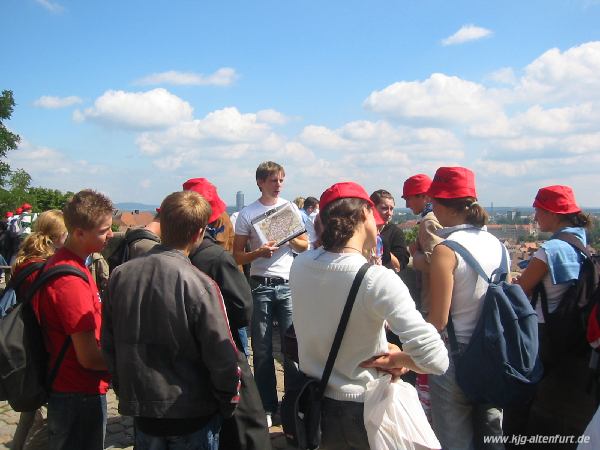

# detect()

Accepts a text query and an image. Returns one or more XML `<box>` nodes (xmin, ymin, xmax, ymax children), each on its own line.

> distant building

<box><xmin>112</xmin><ymin>210</ymin><xmax>154</xmax><ymax>231</ymax></box>
<box><xmin>487</xmin><ymin>224</ymin><xmax>534</xmax><ymax>242</ymax></box>
<box><xmin>236</xmin><ymin>191</ymin><xmax>244</xmax><ymax>211</ymax></box>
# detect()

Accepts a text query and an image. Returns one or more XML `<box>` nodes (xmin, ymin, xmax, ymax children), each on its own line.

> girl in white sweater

<box><xmin>290</xmin><ymin>181</ymin><xmax>448</xmax><ymax>450</ymax></box>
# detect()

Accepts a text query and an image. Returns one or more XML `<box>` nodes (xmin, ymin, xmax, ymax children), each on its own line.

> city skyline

<box><xmin>4</xmin><ymin>1</ymin><xmax>600</xmax><ymax>207</ymax></box>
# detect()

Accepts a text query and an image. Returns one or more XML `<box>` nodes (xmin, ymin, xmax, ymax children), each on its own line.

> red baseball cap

<box><xmin>533</xmin><ymin>185</ymin><xmax>581</xmax><ymax>214</ymax></box>
<box><xmin>5</xmin><ymin>212</ymin><xmax>13</xmax><ymax>218</ymax></box>
<box><xmin>427</xmin><ymin>167</ymin><xmax>477</xmax><ymax>199</ymax></box>
<box><xmin>403</xmin><ymin>174</ymin><xmax>432</xmax><ymax>198</ymax></box>
<box><xmin>15</xmin><ymin>207</ymin><xmax>23</xmax><ymax>214</ymax></box>
<box><xmin>320</xmin><ymin>182</ymin><xmax>375</xmax><ymax>212</ymax></box>
<box><xmin>373</xmin><ymin>208</ymin><xmax>385</xmax><ymax>226</ymax></box>
<box><xmin>182</xmin><ymin>178</ymin><xmax>227</xmax><ymax>223</ymax></box>
<box><xmin>21</xmin><ymin>203</ymin><xmax>32</xmax><ymax>210</ymax></box>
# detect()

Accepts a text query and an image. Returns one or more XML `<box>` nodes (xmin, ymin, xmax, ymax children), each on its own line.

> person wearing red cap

<box><xmin>425</xmin><ymin>167</ymin><xmax>508</xmax><ymax>449</ymax></box>
<box><xmin>369</xmin><ymin>189</ymin><xmax>409</xmax><ymax>272</ymax></box>
<box><xmin>183</xmin><ymin>178</ymin><xmax>235</xmax><ymax>252</ymax></box>
<box><xmin>290</xmin><ymin>181</ymin><xmax>448</xmax><ymax>449</ymax></box>
<box><xmin>402</xmin><ymin>174</ymin><xmax>443</xmax><ymax>316</ymax></box>
<box><xmin>232</xmin><ymin>161</ymin><xmax>308</xmax><ymax>427</ymax></box>
<box><xmin>510</xmin><ymin>185</ymin><xmax>595</xmax><ymax>439</ymax></box>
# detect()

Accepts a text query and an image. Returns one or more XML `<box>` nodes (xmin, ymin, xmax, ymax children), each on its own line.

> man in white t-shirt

<box><xmin>233</xmin><ymin>161</ymin><xmax>308</xmax><ymax>427</ymax></box>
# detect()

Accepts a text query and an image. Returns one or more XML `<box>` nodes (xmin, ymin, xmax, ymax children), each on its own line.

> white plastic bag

<box><xmin>363</xmin><ymin>374</ymin><xmax>441</xmax><ymax>450</ymax></box>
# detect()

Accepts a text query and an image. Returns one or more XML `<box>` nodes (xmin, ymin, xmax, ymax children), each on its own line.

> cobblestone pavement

<box><xmin>0</xmin><ymin>333</ymin><xmax>295</xmax><ymax>449</ymax></box>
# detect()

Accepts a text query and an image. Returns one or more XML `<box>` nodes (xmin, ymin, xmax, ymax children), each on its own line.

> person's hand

<box><xmin>360</xmin><ymin>344</ymin><xmax>409</xmax><ymax>380</ymax></box>
<box><xmin>258</xmin><ymin>241</ymin><xmax>279</xmax><ymax>258</ymax></box>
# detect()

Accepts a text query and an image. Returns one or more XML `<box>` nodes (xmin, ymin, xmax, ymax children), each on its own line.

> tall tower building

<box><xmin>236</xmin><ymin>191</ymin><xmax>244</xmax><ymax>211</ymax></box>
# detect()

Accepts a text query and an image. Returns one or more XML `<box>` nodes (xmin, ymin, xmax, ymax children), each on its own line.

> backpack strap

<box><xmin>6</xmin><ymin>261</ymin><xmax>45</xmax><ymax>294</ymax></box>
<box><xmin>442</xmin><ymin>240</ymin><xmax>508</xmax><ymax>358</ymax></box>
<box><xmin>317</xmin><ymin>263</ymin><xmax>370</xmax><ymax>399</ymax></box>
<box><xmin>23</xmin><ymin>265</ymin><xmax>89</xmax><ymax>391</ymax></box>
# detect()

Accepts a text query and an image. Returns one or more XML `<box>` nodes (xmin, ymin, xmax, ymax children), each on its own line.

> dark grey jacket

<box><xmin>102</xmin><ymin>245</ymin><xmax>240</xmax><ymax>419</ymax></box>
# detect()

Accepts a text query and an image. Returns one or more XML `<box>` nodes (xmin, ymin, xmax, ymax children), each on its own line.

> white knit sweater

<box><xmin>290</xmin><ymin>249</ymin><xmax>449</xmax><ymax>402</ymax></box>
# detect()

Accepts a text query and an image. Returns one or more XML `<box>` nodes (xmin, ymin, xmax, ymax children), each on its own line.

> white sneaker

<box><xmin>266</xmin><ymin>413</ymin><xmax>272</xmax><ymax>428</ymax></box>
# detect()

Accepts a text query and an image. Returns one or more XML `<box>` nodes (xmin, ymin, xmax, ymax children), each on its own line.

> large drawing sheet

<box><xmin>251</xmin><ymin>202</ymin><xmax>306</xmax><ymax>247</ymax></box>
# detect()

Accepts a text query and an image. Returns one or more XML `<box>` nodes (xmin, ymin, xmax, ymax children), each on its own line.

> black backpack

<box><xmin>0</xmin><ymin>261</ymin><xmax>45</xmax><ymax>318</ymax></box>
<box><xmin>103</xmin><ymin>228</ymin><xmax>160</xmax><ymax>273</ymax></box>
<box><xmin>533</xmin><ymin>232</ymin><xmax>600</xmax><ymax>358</ymax></box>
<box><xmin>0</xmin><ymin>264</ymin><xmax>88</xmax><ymax>412</ymax></box>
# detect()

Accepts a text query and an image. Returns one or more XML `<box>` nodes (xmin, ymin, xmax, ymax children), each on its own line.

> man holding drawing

<box><xmin>233</xmin><ymin>161</ymin><xmax>308</xmax><ymax>428</ymax></box>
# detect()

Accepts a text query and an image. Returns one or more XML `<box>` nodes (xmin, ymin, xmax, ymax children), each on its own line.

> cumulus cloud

<box><xmin>8</xmin><ymin>139</ymin><xmax>106</xmax><ymax>193</ymax></box>
<box><xmin>34</xmin><ymin>95</ymin><xmax>82</xmax><ymax>109</ymax></box>
<box><xmin>441</xmin><ymin>25</ymin><xmax>492</xmax><ymax>46</ymax></box>
<box><xmin>74</xmin><ymin>88</ymin><xmax>193</xmax><ymax>129</ymax></box>
<box><xmin>256</xmin><ymin>109</ymin><xmax>290</xmax><ymax>125</ymax></box>
<box><xmin>35</xmin><ymin>0</ymin><xmax>63</xmax><ymax>13</ymax></box>
<box><xmin>135</xmin><ymin>68</ymin><xmax>238</xmax><ymax>86</ymax></box>
<box><xmin>486</xmin><ymin>67</ymin><xmax>517</xmax><ymax>85</ymax></box>
<box><xmin>364</xmin><ymin>73</ymin><xmax>504</xmax><ymax>125</ymax></box>
<box><xmin>514</xmin><ymin>41</ymin><xmax>600</xmax><ymax>103</ymax></box>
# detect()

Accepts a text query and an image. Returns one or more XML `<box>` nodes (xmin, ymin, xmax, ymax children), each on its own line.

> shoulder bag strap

<box><xmin>317</xmin><ymin>262</ymin><xmax>371</xmax><ymax>398</ymax></box>
<box><xmin>24</xmin><ymin>264</ymin><xmax>90</xmax><ymax>389</ymax></box>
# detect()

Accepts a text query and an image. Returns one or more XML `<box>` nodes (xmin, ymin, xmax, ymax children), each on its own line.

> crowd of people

<box><xmin>1</xmin><ymin>160</ymin><xmax>598</xmax><ymax>450</ymax></box>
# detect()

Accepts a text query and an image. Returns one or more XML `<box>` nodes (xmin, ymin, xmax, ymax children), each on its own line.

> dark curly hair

<box><xmin>320</xmin><ymin>198</ymin><xmax>370</xmax><ymax>251</ymax></box>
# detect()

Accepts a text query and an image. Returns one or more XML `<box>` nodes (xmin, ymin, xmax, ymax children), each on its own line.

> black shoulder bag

<box><xmin>281</xmin><ymin>263</ymin><xmax>370</xmax><ymax>450</ymax></box>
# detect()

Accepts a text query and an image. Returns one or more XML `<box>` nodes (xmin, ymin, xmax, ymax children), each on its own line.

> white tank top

<box><xmin>445</xmin><ymin>226</ymin><xmax>509</xmax><ymax>344</ymax></box>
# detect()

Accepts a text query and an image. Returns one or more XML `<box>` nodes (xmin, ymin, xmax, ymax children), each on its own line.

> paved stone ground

<box><xmin>0</xmin><ymin>331</ymin><xmax>295</xmax><ymax>449</ymax></box>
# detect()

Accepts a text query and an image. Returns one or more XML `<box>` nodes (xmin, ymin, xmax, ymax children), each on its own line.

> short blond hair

<box><xmin>33</xmin><ymin>209</ymin><xmax>67</xmax><ymax>243</ymax></box>
<box><xmin>63</xmin><ymin>189</ymin><xmax>113</xmax><ymax>232</ymax></box>
<box><xmin>160</xmin><ymin>191</ymin><xmax>211</xmax><ymax>248</ymax></box>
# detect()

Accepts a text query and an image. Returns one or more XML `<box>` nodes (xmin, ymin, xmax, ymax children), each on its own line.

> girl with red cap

<box><xmin>425</xmin><ymin>167</ymin><xmax>509</xmax><ymax>449</ymax></box>
<box><xmin>290</xmin><ymin>181</ymin><xmax>448</xmax><ymax>450</ymax></box>
<box><xmin>510</xmin><ymin>185</ymin><xmax>595</xmax><ymax>439</ymax></box>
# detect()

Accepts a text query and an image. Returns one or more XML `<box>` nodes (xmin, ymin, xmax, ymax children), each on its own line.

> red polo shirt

<box><xmin>32</xmin><ymin>247</ymin><xmax>110</xmax><ymax>394</ymax></box>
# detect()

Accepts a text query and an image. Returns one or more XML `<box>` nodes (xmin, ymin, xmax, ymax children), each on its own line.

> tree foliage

<box><xmin>0</xmin><ymin>90</ymin><xmax>20</xmax><ymax>187</ymax></box>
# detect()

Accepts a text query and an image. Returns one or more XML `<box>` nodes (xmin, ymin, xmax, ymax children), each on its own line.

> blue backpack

<box><xmin>443</xmin><ymin>240</ymin><xmax>543</xmax><ymax>407</ymax></box>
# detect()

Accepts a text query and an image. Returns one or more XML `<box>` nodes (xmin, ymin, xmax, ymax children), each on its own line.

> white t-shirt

<box><xmin>531</xmin><ymin>248</ymin><xmax>571</xmax><ymax>322</ymax></box>
<box><xmin>235</xmin><ymin>197</ymin><xmax>302</xmax><ymax>278</ymax></box>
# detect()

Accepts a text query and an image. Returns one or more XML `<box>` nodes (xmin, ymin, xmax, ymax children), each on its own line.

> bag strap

<box><xmin>317</xmin><ymin>263</ymin><xmax>370</xmax><ymax>398</ymax></box>
<box><xmin>441</xmin><ymin>240</ymin><xmax>508</xmax><ymax>358</ymax></box>
<box><xmin>23</xmin><ymin>264</ymin><xmax>89</xmax><ymax>390</ymax></box>
<box><xmin>554</xmin><ymin>232</ymin><xmax>590</xmax><ymax>258</ymax></box>
<box><xmin>6</xmin><ymin>261</ymin><xmax>45</xmax><ymax>294</ymax></box>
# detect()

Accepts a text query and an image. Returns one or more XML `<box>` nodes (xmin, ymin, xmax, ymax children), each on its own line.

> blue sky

<box><xmin>3</xmin><ymin>0</ymin><xmax>600</xmax><ymax>207</ymax></box>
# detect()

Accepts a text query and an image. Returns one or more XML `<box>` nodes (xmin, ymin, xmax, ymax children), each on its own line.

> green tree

<box><xmin>27</xmin><ymin>186</ymin><xmax>74</xmax><ymax>211</ymax></box>
<box><xmin>0</xmin><ymin>90</ymin><xmax>20</xmax><ymax>186</ymax></box>
<box><xmin>403</xmin><ymin>225</ymin><xmax>419</xmax><ymax>244</ymax></box>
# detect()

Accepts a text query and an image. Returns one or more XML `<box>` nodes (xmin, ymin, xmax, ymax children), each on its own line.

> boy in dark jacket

<box><xmin>102</xmin><ymin>191</ymin><xmax>240</xmax><ymax>450</ymax></box>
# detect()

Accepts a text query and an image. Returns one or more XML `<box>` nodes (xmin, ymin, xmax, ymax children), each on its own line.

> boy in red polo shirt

<box><xmin>33</xmin><ymin>189</ymin><xmax>113</xmax><ymax>450</ymax></box>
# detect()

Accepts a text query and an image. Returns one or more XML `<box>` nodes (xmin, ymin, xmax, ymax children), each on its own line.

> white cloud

<box><xmin>74</xmin><ymin>88</ymin><xmax>193</xmax><ymax>129</ymax></box>
<box><xmin>256</xmin><ymin>109</ymin><xmax>290</xmax><ymax>125</ymax></box>
<box><xmin>34</xmin><ymin>95</ymin><xmax>82</xmax><ymax>109</ymax></box>
<box><xmin>441</xmin><ymin>25</ymin><xmax>492</xmax><ymax>46</ymax></box>
<box><xmin>486</xmin><ymin>67</ymin><xmax>517</xmax><ymax>85</ymax></box>
<box><xmin>515</xmin><ymin>41</ymin><xmax>600</xmax><ymax>103</ymax></box>
<box><xmin>35</xmin><ymin>0</ymin><xmax>63</xmax><ymax>13</ymax></box>
<box><xmin>8</xmin><ymin>139</ymin><xmax>106</xmax><ymax>191</ymax></box>
<box><xmin>364</xmin><ymin>73</ymin><xmax>504</xmax><ymax>125</ymax></box>
<box><xmin>135</xmin><ymin>68</ymin><xmax>238</xmax><ymax>86</ymax></box>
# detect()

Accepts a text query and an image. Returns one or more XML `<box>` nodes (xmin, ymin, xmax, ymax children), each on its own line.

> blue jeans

<box><xmin>135</xmin><ymin>415</ymin><xmax>222</xmax><ymax>450</ymax></box>
<box><xmin>429</xmin><ymin>343</ymin><xmax>504</xmax><ymax>450</ymax></box>
<box><xmin>47</xmin><ymin>392</ymin><xmax>107</xmax><ymax>450</ymax></box>
<box><xmin>238</xmin><ymin>326</ymin><xmax>250</xmax><ymax>357</ymax></box>
<box><xmin>250</xmin><ymin>281</ymin><xmax>298</xmax><ymax>414</ymax></box>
